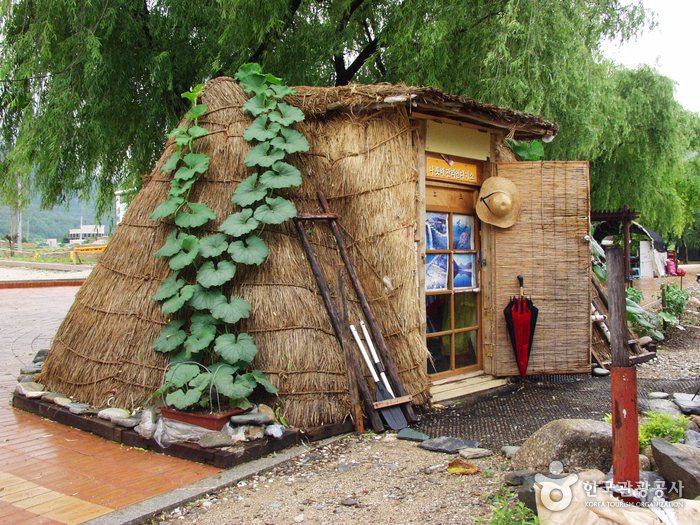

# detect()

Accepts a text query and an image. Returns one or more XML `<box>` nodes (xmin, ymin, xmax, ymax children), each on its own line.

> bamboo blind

<box><xmin>491</xmin><ymin>162</ymin><xmax>591</xmax><ymax>376</ymax></box>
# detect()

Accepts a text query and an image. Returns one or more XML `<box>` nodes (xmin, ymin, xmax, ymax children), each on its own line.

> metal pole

<box><xmin>606</xmin><ymin>246</ymin><xmax>639</xmax><ymax>494</ymax></box>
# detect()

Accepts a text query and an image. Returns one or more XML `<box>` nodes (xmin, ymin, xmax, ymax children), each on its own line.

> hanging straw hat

<box><xmin>476</xmin><ymin>177</ymin><xmax>522</xmax><ymax>228</ymax></box>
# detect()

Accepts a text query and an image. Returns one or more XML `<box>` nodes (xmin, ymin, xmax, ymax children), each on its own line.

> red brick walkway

<box><xmin>0</xmin><ymin>287</ymin><xmax>220</xmax><ymax>524</ymax></box>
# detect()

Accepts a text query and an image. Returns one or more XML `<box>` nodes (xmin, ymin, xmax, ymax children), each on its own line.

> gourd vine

<box><xmin>149</xmin><ymin>65</ymin><xmax>309</xmax><ymax>411</ymax></box>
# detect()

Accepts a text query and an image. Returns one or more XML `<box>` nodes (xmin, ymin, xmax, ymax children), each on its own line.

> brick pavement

<box><xmin>0</xmin><ymin>287</ymin><xmax>220</xmax><ymax>524</ymax></box>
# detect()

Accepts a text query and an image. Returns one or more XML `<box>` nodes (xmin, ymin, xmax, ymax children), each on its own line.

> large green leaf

<box><xmin>173</xmin><ymin>165</ymin><xmax>197</xmax><ymax>181</ymax></box>
<box><xmin>254</xmin><ymin>197</ymin><xmax>297</xmax><ymax>225</ymax></box>
<box><xmin>268</xmin><ymin>103</ymin><xmax>305</xmax><ymax>126</ymax></box>
<box><xmin>250</xmin><ymin>369</ymin><xmax>279</xmax><ymax>394</ymax></box>
<box><xmin>162</xmin><ymin>151</ymin><xmax>181</xmax><ymax>172</ymax></box>
<box><xmin>228</xmin><ymin>235</ymin><xmax>269</xmax><ymax>265</ymax></box>
<box><xmin>190</xmin><ymin>312</ymin><xmax>219</xmax><ymax>334</ymax></box>
<box><xmin>210</xmin><ymin>363</ymin><xmax>239</xmax><ymax>398</ymax></box>
<box><xmin>186</xmin><ymin>104</ymin><xmax>207</xmax><ymax>119</ymax></box>
<box><xmin>166</xmin><ymin>126</ymin><xmax>186</xmax><ymax>139</ymax></box>
<box><xmin>168</xmin><ymin>176</ymin><xmax>196</xmax><ymax>197</ymax></box>
<box><xmin>166</xmin><ymin>388</ymin><xmax>204</xmax><ymax>410</ymax></box>
<box><xmin>239</xmin><ymin>71</ymin><xmax>268</xmax><ymax>95</ymax></box>
<box><xmin>235</xmin><ymin>62</ymin><xmax>262</xmax><ymax>79</ymax></box>
<box><xmin>183</xmin><ymin>327</ymin><xmax>217</xmax><ymax>355</ymax></box>
<box><xmin>228</xmin><ymin>373</ymin><xmax>258</xmax><ymax>400</ymax></box>
<box><xmin>154</xmin><ymin>230</ymin><xmax>181</xmax><ymax>258</ymax></box>
<box><xmin>243</xmin><ymin>114</ymin><xmax>281</xmax><ymax>142</ymax></box>
<box><xmin>219</xmin><ymin>208</ymin><xmax>259</xmax><ymax>237</ymax></box>
<box><xmin>210</xmin><ymin>295</ymin><xmax>252</xmax><ymax>324</ymax></box>
<box><xmin>242</xmin><ymin>93</ymin><xmax>277</xmax><ymax>116</ymax></box>
<box><xmin>181</xmin><ymin>84</ymin><xmax>204</xmax><ymax>101</ymax></box>
<box><xmin>270</xmin><ymin>127</ymin><xmax>309</xmax><ymax>153</ymax></box>
<box><xmin>231</xmin><ymin>174</ymin><xmax>268</xmax><ymax>207</ymax></box>
<box><xmin>174</xmin><ymin>202</ymin><xmax>216</xmax><ymax>228</ymax></box>
<box><xmin>267</xmin><ymin>84</ymin><xmax>295</xmax><ymax>99</ymax></box>
<box><xmin>152</xmin><ymin>319</ymin><xmax>187</xmax><ymax>353</ymax></box>
<box><xmin>197</xmin><ymin>260</ymin><xmax>237</xmax><ymax>288</ymax></box>
<box><xmin>161</xmin><ymin>284</ymin><xmax>195</xmax><ymax>315</ymax></box>
<box><xmin>214</xmin><ymin>333</ymin><xmax>258</xmax><ymax>366</ymax></box>
<box><xmin>187</xmin><ymin>285</ymin><xmax>224</xmax><ymax>311</ymax></box>
<box><xmin>152</xmin><ymin>271</ymin><xmax>184</xmax><ymax>301</ymax></box>
<box><xmin>150</xmin><ymin>196</ymin><xmax>184</xmax><ymax>220</ymax></box>
<box><xmin>164</xmin><ymin>363</ymin><xmax>201</xmax><ymax>388</ymax></box>
<box><xmin>244</xmin><ymin>142</ymin><xmax>285</xmax><ymax>168</ymax></box>
<box><xmin>199</xmin><ymin>233</ymin><xmax>229</xmax><ymax>258</ymax></box>
<box><xmin>183</xmin><ymin>153</ymin><xmax>210</xmax><ymax>174</ymax></box>
<box><xmin>260</xmin><ymin>162</ymin><xmax>302</xmax><ymax>189</ymax></box>
<box><xmin>169</xmin><ymin>234</ymin><xmax>200</xmax><ymax>270</ymax></box>
<box><xmin>188</xmin><ymin>126</ymin><xmax>209</xmax><ymax>139</ymax></box>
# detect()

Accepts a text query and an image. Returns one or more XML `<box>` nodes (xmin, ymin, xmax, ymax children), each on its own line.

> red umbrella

<box><xmin>503</xmin><ymin>276</ymin><xmax>539</xmax><ymax>377</ymax></box>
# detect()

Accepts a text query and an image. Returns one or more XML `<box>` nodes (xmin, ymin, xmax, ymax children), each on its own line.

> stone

<box><xmin>230</xmin><ymin>413</ymin><xmax>271</xmax><ymax>426</ymax></box>
<box><xmin>639</xmin><ymin>398</ymin><xmax>684</xmax><ymax>417</ymax></box>
<box><xmin>511</xmin><ymin>419</ymin><xmax>613</xmax><ymax>473</ymax></box>
<box><xmin>672</xmin><ymin>393</ymin><xmax>700</xmax><ymax>416</ymax></box>
<box><xmin>15</xmin><ymin>382</ymin><xmax>45</xmax><ymax>397</ymax></box>
<box><xmin>648</xmin><ymin>392</ymin><xmax>670</xmax><ymax>399</ymax></box>
<box><xmin>257</xmin><ymin>404</ymin><xmax>276</xmax><ymax>423</ymax></box>
<box><xmin>53</xmin><ymin>397</ymin><xmax>72</xmax><ymax>407</ymax></box>
<box><xmin>199</xmin><ymin>432</ymin><xmax>233</xmax><ymax>449</ymax></box>
<box><xmin>578</xmin><ymin>469</ymin><xmax>606</xmax><ymax>484</ymax></box>
<box><xmin>41</xmin><ymin>392</ymin><xmax>65</xmax><ymax>403</ymax></box>
<box><xmin>652</xmin><ymin>437</ymin><xmax>700</xmax><ymax>499</ymax></box>
<box><xmin>20</xmin><ymin>364</ymin><xmax>42</xmax><ymax>375</ymax></box>
<box><xmin>97</xmin><ymin>408</ymin><xmax>130</xmax><ymax>421</ymax></box>
<box><xmin>397</xmin><ymin>428</ymin><xmax>430</xmax><ymax>442</ymax></box>
<box><xmin>592</xmin><ymin>367</ymin><xmax>610</xmax><ymax>377</ymax></box>
<box><xmin>504</xmin><ymin>470</ymin><xmax>537</xmax><ymax>486</ymax></box>
<box><xmin>112</xmin><ymin>417</ymin><xmax>140</xmax><ymax>428</ymax></box>
<box><xmin>639</xmin><ymin>454</ymin><xmax>651</xmax><ymax>471</ymax></box>
<box><xmin>67</xmin><ymin>403</ymin><xmax>90</xmax><ymax>415</ymax></box>
<box><xmin>501</xmin><ymin>446</ymin><xmax>520</xmax><ymax>458</ymax></box>
<box><xmin>458</xmin><ymin>448</ymin><xmax>493</xmax><ymax>459</ymax></box>
<box><xmin>418</xmin><ymin>436</ymin><xmax>480</xmax><ymax>454</ymax></box>
<box><xmin>641</xmin><ymin>446</ymin><xmax>657</xmax><ymax>470</ymax></box>
<box><xmin>673</xmin><ymin>442</ymin><xmax>700</xmax><ymax>465</ymax></box>
<box><xmin>340</xmin><ymin>498</ymin><xmax>358</xmax><ymax>507</ymax></box>
<box><xmin>265</xmin><ymin>424</ymin><xmax>285</xmax><ymax>439</ymax></box>
<box><xmin>33</xmin><ymin>349</ymin><xmax>50</xmax><ymax>362</ymax></box>
<box><xmin>686</xmin><ymin>430</ymin><xmax>700</xmax><ymax>448</ymax></box>
<box><xmin>245</xmin><ymin>425</ymin><xmax>265</xmax><ymax>440</ymax></box>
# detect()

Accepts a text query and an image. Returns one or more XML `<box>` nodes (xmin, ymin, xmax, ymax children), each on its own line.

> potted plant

<box><xmin>148</xmin><ymin>65</ymin><xmax>308</xmax><ymax>425</ymax></box>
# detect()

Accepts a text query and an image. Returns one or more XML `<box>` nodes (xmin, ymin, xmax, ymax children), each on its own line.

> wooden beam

<box><xmin>372</xmin><ymin>395</ymin><xmax>413</xmax><ymax>410</ymax></box>
<box><xmin>606</xmin><ymin>246</ymin><xmax>629</xmax><ymax>367</ymax></box>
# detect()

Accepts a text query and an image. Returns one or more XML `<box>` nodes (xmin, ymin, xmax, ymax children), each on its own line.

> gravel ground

<box><xmin>0</xmin><ymin>264</ymin><xmax>93</xmax><ymax>281</ymax></box>
<box><xmin>151</xmin><ymin>433</ymin><xmax>509</xmax><ymax>525</ymax></box>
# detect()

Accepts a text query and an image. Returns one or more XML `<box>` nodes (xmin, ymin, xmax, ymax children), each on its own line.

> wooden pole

<box><xmin>623</xmin><ymin>205</ymin><xmax>632</xmax><ymax>288</ymax></box>
<box><xmin>293</xmin><ymin>218</ymin><xmax>384</xmax><ymax>433</ymax></box>
<box><xmin>606</xmin><ymin>246</ymin><xmax>639</xmax><ymax>494</ymax></box>
<box><xmin>317</xmin><ymin>191</ymin><xmax>416</xmax><ymax>422</ymax></box>
<box><xmin>337</xmin><ymin>266</ymin><xmax>364</xmax><ymax>434</ymax></box>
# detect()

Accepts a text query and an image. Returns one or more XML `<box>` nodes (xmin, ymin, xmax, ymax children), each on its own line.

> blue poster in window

<box><xmin>453</xmin><ymin>254</ymin><xmax>474</xmax><ymax>288</ymax></box>
<box><xmin>426</xmin><ymin>212</ymin><xmax>448</xmax><ymax>250</ymax></box>
<box><xmin>426</xmin><ymin>254</ymin><xmax>449</xmax><ymax>291</ymax></box>
<box><xmin>453</xmin><ymin>214</ymin><xmax>474</xmax><ymax>250</ymax></box>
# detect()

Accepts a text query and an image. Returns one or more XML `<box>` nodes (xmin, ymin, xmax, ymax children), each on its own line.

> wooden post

<box><xmin>293</xmin><ymin>218</ymin><xmax>384</xmax><ymax>433</ymax></box>
<box><xmin>623</xmin><ymin>205</ymin><xmax>632</xmax><ymax>288</ymax></box>
<box><xmin>317</xmin><ymin>191</ymin><xmax>416</xmax><ymax>423</ymax></box>
<box><xmin>337</xmin><ymin>266</ymin><xmax>364</xmax><ymax>434</ymax></box>
<box><xmin>606</xmin><ymin>246</ymin><xmax>639</xmax><ymax>494</ymax></box>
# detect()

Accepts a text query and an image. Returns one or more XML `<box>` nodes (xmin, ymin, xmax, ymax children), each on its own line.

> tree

<box><xmin>0</xmin><ymin>0</ymin><xmax>672</xmax><ymax>224</ymax></box>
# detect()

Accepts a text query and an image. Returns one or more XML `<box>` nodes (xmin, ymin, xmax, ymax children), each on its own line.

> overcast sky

<box><xmin>603</xmin><ymin>0</ymin><xmax>700</xmax><ymax>114</ymax></box>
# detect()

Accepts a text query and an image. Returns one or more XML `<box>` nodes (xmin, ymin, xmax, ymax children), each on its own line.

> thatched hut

<box><xmin>39</xmin><ymin>78</ymin><xmax>590</xmax><ymax>425</ymax></box>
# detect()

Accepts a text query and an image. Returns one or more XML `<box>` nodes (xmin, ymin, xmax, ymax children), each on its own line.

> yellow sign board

<box><xmin>75</xmin><ymin>246</ymin><xmax>106</xmax><ymax>253</ymax></box>
<box><xmin>427</xmin><ymin>156</ymin><xmax>478</xmax><ymax>185</ymax></box>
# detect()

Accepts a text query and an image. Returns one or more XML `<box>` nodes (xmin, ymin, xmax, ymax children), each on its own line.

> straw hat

<box><xmin>475</xmin><ymin>177</ymin><xmax>522</xmax><ymax>228</ymax></box>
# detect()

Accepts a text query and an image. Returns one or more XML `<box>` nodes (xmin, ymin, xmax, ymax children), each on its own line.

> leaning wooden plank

<box><xmin>372</xmin><ymin>395</ymin><xmax>413</xmax><ymax>410</ymax></box>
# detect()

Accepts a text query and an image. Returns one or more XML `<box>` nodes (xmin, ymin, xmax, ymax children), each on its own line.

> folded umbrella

<box><xmin>503</xmin><ymin>275</ymin><xmax>539</xmax><ymax>377</ymax></box>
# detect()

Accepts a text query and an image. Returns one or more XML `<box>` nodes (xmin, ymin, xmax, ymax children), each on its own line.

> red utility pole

<box><xmin>606</xmin><ymin>246</ymin><xmax>640</xmax><ymax>496</ymax></box>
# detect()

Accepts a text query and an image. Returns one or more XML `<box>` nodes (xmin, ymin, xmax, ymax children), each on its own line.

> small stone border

<box><xmin>12</xmin><ymin>393</ymin><xmax>353</xmax><ymax>468</ymax></box>
<box><xmin>0</xmin><ymin>279</ymin><xmax>86</xmax><ymax>289</ymax></box>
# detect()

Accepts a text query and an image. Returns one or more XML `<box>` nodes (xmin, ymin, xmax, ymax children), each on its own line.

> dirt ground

<box><xmin>150</xmin><ymin>269</ymin><xmax>700</xmax><ymax>525</ymax></box>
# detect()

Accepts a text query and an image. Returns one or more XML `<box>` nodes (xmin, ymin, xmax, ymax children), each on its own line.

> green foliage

<box><xmin>660</xmin><ymin>283</ymin><xmax>690</xmax><ymax>320</ymax></box>
<box><xmin>507</xmin><ymin>140</ymin><xmax>544</xmax><ymax>161</ymax></box>
<box><xmin>480</xmin><ymin>490</ymin><xmax>540</xmax><ymax>524</ymax></box>
<box><xmin>626</xmin><ymin>287</ymin><xmax>644</xmax><ymax>305</ymax></box>
<box><xmin>150</xmin><ymin>66</ymin><xmax>307</xmax><ymax>411</ymax></box>
<box><xmin>639</xmin><ymin>412</ymin><xmax>690</xmax><ymax>451</ymax></box>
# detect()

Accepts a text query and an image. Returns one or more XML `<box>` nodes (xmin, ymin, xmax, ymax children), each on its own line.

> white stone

<box><xmin>53</xmin><ymin>397</ymin><xmax>72</xmax><ymax>407</ymax></box>
<box><xmin>15</xmin><ymin>382</ymin><xmax>45</xmax><ymax>397</ymax></box>
<box><xmin>294</xmin><ymin>514</ymin><xmax>304</xmax><ymax>523</ymax></box>
<box><xmin>98</xmin><ymin>407</ymin><xmax>130</xmax><ymax>421</ymax></box>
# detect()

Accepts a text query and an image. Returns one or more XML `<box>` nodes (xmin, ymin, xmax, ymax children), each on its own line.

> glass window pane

<box><xmin>426</xmin><ymin>212</ymin><xmax>449</xmax><ymax>250</ymax></box>
<box><xmin>455</xmin><ymin>330</ymin><xmax>478</xmax><ymax>368</ymax></box>
<box><xmin>454</xmin><ymin>292</ymin><xmax>478</xmax><ymax>329</ymax></box>
<box><xmin>453</xmin><ymin>214</ymin><xmax>475</xmax><ymax>250</ymax></box>
<box><xmin>427</xmin><ymin>335</ymin><xmax>451</xmax><ymax>374</ymax></box>
<box><xmin>453</xmin><ymin>254</ymin><xmax>475</xmax><ymax>289</ymax></box>
<box><xmin>426</xmin><ymin>294</ymin><xmax>451</xmax><ymax>334</ymax></box>
<box><xmin>426</xmin><ymin>254</ymin><xmax>449</xmax><ymax>291</ymax></box>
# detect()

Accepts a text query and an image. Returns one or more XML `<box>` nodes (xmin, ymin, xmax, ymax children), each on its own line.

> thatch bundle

<box><xmin>40</xmin><ymin>77</ymin><xmax>430</xmax><ymax>427</ymax></box>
